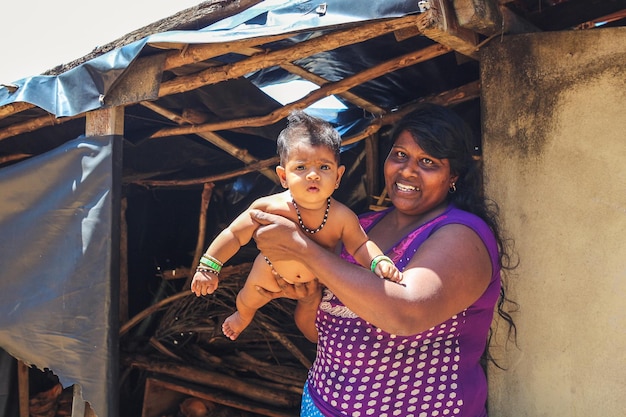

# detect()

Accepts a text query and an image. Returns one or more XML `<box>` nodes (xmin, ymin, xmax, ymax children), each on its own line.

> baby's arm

<box><xmin>191</xmin><ymin>200</ymin><xmax>265</xmax><ymax>296</ymax></box>
<box><xmin>339</xmin><ymin>208</ymin><xmax>402</xmax><ymax>283</ymax></box>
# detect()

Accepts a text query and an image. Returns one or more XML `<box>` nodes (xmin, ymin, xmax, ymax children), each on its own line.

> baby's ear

<box><xmin>336</xmin><ymin>164</ymin><xmax>346</xmax><ymax>184</ymax></box>
<box><xmin>275</xmin><ymin>165</ymin><xmax>288</xmax><ymax>188</ymax></box>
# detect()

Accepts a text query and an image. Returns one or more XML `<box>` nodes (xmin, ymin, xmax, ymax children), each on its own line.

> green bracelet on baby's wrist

<box><xmin>200</xmin><ymin>255</ymin><xmax>222</xmax><ymax>272</ymax></box>
<box><xmin>370</xmin><ymin>254</ymin><xmax>394</xmax><ymax>272</ymax></box>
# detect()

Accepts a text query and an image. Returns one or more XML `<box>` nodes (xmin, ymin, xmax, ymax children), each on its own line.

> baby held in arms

<box><xmin>190</xmin><ymin>111</ymin><xmax>401</xmax><ymax>340</ymax></box>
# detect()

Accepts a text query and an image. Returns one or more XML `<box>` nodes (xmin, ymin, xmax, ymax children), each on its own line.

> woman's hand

<box><xmin>249</xmin><ymin>209</ymin><xmax>309</xmax><ymax>263</ymax></box>
<box><xmin>255</xmin><ymin>268</ymin><xmax>322</xmax><ymax>302</ymax></box>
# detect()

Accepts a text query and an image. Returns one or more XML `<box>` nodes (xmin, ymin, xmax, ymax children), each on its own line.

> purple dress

<box><xmin>305</xmin><ymin>205</ymin><xmax>501</xmax><ymax>417</ymax></box>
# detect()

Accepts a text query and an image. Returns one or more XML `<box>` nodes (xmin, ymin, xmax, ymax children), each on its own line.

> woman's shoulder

<box><xmin>440</xmin><ymin>206</ymin><xmax>491</xmax><ymax>234</ymax></box>
<box><xmin>437</xmin><ymin>206</ymin><xmax>499</xmax><ymax>259</ymax></box>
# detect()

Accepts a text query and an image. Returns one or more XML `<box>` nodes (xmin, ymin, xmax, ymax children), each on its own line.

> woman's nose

<box><xmin>399</xmin><ymin>163</ymin><xmax>418</xmax><ymax>178</ymax></box>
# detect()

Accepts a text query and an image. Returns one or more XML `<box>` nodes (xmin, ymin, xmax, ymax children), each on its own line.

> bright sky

<box><xmin>0</xmin><ymin>0</ymin><xmax>345</xmax><ymax>109</ymax></box>
<box><xmin>0</xmin><ymin>0</ymin><xmax>202</xmax><ymax>84</ymax></box>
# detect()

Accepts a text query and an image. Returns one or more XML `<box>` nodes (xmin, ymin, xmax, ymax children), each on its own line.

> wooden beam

<box><xmin>237</xmin><ymin>46</ymin><xmax>386</xmax><ymax>115</ymax></box>
<box><xmin>0</xmin><ymin>113</ymin><xmax>83</xmax><ymax>142</ymax></box>
<box><xmin>131</xmin><ymin>81</ymin><xmax>480</xmax><ymax>189</ymax></box>
<box><xmin>17</xmin><ymin>361</ymin><xmax>28</xmax><ymax>417</ymax></box>
<box><xmin>453</xmin><ymin>0</ymin><xmax>503</xmax><ymax>35</ymax></box>
<box><xmin>453</xmin><ymin>0</ymin><xmax>540</xmax><ymax>36</ymax></box>
<box><xmin>418</xmin><ymin>0</ymin><xmax>479</xmax><ymax>59</ymax></box>
<box><xmin>158</xmin><ymin>13</ymin><xmax>431</xmax><ymax>96</ymax></box>
<box><xmin>0</xmin><ymin>102</ymin><xmax>34</xmax><ymax>120</ymax></box>
<box><xmin>140</xmin><ymin>101</ymin><xmax>279</xmax><ymax>184</ymax></box>
<box><xmin>162</xmin><ymin>33</ymin><xmax>293</xmax><ymax>71</ymax></box>
<box><xmin>149</xmin><ymin>43</ymin><xmax>451</xmax><ymax>138</ymax></box>
<box><xmin>0</xmin><ymin>14</ymin><xmax>429</xmax><ymax>141</ymax></box>
<box><xmin>119</xmin><ymin>197</ymin><xmax>129</xmax><ymax>325</ymax></box>
<box><xmin>85</xmin><ymin>107</ymin><xmax>124</xmax><ymax>137</ymax></box>
<box><xmin>130</xmin><ymin>156</ymin><xmax>280</xmax><ymax>187</ymax></box>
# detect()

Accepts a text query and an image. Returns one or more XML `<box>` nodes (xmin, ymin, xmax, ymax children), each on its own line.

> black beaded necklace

<box><xmin>292</xmin><ymin>197</ymin><xmax>331</xmax><ymax>234</ymax></box>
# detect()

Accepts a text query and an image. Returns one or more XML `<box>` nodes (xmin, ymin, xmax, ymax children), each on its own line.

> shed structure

<box><xmin>0</xmin><ymin>1</ymin><xmax>625</xmax><ymax>417</ymax></box>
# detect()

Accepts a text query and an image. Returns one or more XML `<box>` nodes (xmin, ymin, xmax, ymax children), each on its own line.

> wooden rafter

<box><xmin>158</xmin><ymin>13</ymin><xmax>431</xmax><ymax>96</ymax></box>
<box><xmin>237</xmin><ymin>46</ymin><xmax>386</xmax><ymax>115</ymax></box>
<box><xmin>131</xmin><ymin>81</ymin><xmax>480</xmax><ymax>188</ymax></box>
<box><xmin>0</xmin><ymin>13</ymin><xmax>429</xmax><ymax>142</ymax></box>
<box><xmin>140</xmin><ymin>101</ymin><xmax>279</xmax><ymax>184</ymax></box>
<box><xmin>148</xmin><ymin>43</ymin><xmax>452</xmax><ymax>139</ymax></box>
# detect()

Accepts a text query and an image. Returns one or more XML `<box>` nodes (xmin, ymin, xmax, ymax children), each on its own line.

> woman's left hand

<box><xmin>249</xmin><ymin>209</ymin><xmax>309</xmax><ymax>263</ymax></box>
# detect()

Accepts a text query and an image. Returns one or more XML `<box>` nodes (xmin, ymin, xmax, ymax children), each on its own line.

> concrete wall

<box><xmin>480</xmin><ymin>28</ymin><xmax>626</xmax><ymax>417</ymax></box>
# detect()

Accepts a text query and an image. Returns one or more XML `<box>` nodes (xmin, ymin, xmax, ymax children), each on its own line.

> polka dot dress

<box><xmin>304</xmin><ymin>207</ymin><xmax>499</xmax><ymax>417</ymax></box>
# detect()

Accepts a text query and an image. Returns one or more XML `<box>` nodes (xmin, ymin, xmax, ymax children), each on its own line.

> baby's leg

<box><xmin>222</xmin><ymin>255</ymin><xmax>278</xmax><ymax>340</ymax></box>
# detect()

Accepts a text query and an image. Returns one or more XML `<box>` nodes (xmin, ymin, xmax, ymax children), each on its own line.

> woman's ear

<box><xmin>275</xmin><ymin>165</ymin><xmax>288</xmax><ymax>188</ymax></box>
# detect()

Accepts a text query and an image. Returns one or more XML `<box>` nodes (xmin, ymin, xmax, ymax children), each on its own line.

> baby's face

<box><xmin>280</xmin><ymin>143</ymin><xmax>344</xmax><ymax>207</ymax></box>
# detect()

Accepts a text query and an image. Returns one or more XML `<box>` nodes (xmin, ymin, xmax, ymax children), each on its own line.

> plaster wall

<box><xmin>480</xmin><ymin>28</ymin><xmax>626</xmax><ymax>416</ymax></box>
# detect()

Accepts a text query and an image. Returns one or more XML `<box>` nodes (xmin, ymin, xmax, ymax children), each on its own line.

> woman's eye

<box><xmin>395</xmin><ymin>151</ymin><xmax>406</xmax><ymax>158</ymax></box>
<box><xmin>421</xmin><ymin>158</ymin><xmax>433</xmax><ymax>165</ymax></box>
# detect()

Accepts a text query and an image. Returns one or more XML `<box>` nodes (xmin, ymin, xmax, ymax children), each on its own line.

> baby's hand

<box><xmin>191</xmin><ymin>270</ymin><xmax>219</xmax><ymax>296</ymax></box>
<box><xmin>374</xmin><ymin>260</ymin><xmax>403</xmax><ymax>283</ymax></box>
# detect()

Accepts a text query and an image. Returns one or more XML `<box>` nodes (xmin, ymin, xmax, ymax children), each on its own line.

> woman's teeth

<box><xmin>396</xmin><ymin>183</ymin><xmax>419</xmax><ymax>192</ymax></box>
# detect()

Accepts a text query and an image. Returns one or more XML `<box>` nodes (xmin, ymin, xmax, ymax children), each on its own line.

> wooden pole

<box><xmin>17</xmin><ymin>361</ymin><xmax>29</xmax><ymax>417</ymax></box>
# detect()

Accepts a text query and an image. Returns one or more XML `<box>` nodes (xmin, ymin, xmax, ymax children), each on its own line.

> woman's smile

<box><xmin>395</xmin><ymin>182</ymin><xmax>420</xmax><ymax>193</ymax></box>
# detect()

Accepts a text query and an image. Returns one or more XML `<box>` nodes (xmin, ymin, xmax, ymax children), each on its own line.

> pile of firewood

<box><xmin>120</xmin><ymin>262</ymin><xmax>315</xmax><ymax>417</ymax></box>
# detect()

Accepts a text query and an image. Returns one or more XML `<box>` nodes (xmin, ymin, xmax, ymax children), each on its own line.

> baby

<box><xmin>191</xmin><ymin>111</ymin><xmax>401</xmax><ymax>340</ymax></box>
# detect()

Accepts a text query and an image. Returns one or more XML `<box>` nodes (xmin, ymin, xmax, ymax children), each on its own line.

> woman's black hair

<box><xmin>391</xmin><ymin>103</ymin><xmax>519</xmax><ymax>368</ymax></box>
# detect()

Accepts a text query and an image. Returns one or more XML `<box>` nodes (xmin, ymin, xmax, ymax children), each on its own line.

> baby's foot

<box><xmin>222</xmin><ymin>311</ymin><xmax>252</xmax><ymax>341</ymax></box>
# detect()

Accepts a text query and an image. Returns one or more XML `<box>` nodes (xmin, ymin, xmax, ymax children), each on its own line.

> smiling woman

<box><xmin>250</xmin><ymin>103</ymin><xmax>518</xmax><ymax>417</ymax></box>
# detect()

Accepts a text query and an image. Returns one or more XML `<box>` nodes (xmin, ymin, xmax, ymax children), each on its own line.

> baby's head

<box><xmin>276</xmin><ymin>111</ymin><xmax>342</xmax><ymax>165</ymax></box>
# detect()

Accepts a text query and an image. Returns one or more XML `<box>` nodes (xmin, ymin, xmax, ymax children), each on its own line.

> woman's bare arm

<box><xmin>251</xmin><ymin>209</ymin><xmax>491</xmax><ymax>336</ymax></box>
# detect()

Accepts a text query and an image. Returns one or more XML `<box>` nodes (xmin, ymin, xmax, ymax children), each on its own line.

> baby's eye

<box><xmin>320</xmin><ymin>164</ymin><xmax>331</xmax><ymax>170</ymax></box>
<box><xmin>295</xmin><ymin>165</ymin><xmax>306</xmax><ymax>170</ymax></box>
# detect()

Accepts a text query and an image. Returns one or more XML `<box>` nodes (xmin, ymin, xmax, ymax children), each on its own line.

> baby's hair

<box><xmin>276</xmin><ymin>110</ymin><xmax>342</xmax><ymax>165</ymax></box>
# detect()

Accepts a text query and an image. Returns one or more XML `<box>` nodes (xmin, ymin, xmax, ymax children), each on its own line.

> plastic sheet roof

<box><xmin>0</xmin><ymin>0</ymin><xmax>484</xmax><ymax>184</ymax></box>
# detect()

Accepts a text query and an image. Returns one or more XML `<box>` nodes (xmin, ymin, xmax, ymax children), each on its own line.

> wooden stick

<box><xmin>186</xmin><ymin>183</ymin><xmax>214</xmax><ymax>289</ymax></box>
<box><xmin>120</xmin><ymin>263</ymin><xmax>253</xmax><ymax>336</ymax></box>
<box><xmin>17</xmin><ymin>361</ymin><xmax>29</xmax><ymax>417</ymax></box>
<box><xmin>130</xmin><ymin>156</ymin><xmax>279</xmax><ymax>187</ymax></box>
<box><xmin>128</xmin><ymin>355</ymin><xmax>301</xmax><ymax>408</ymax></box>
<box><xmin>146</xmin><ymin>378</ymin><xmax>297</xmax><ymax>417</ymax></box>
<box><xmin>258</xmin><ymin>321</ymin><xmax>312</xmax><ymax>369</ymax></box>
<box><xmin>149</xmin><ymin>43</ymin><xmax>451</xmax><ymax>138</ymax></box>
<box><xmin>159</xmin><ymin>14</ymin><xmax>430</xmax><ymax>96</ymax></box>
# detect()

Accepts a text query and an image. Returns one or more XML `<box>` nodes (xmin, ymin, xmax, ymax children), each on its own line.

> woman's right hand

<box><xmin>255</xmin><ymin>268</ymin><xmax>322</xmax><ymax>303</ymax></box>
<box><xmin>249</xmin><ymin>209</ymin><xmax>309</xmax><ymax>264</ymax></box>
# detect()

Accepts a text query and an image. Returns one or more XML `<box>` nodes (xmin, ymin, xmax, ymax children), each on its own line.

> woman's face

<box><xmin>384</xmin><ymin>130</ymin><xmax>458</xmax><ymax>217</ymax></box>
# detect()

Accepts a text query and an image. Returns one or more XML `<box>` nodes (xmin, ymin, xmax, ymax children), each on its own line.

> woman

<box><xmin>251</xmin><ymin>103</ymin><xmax>516</xmax><ymax>417</ymax></box>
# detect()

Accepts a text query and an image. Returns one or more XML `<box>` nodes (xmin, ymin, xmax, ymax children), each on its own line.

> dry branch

<box><xmin>158</xmin><ymin>14</ymin><xmax>430</xmax><ymax>97</ymax></box>
<box><xmin>129</xmin><ymin>156</ymin><xmax>280</xmax><ymax>187</ymax></box>
<box><xmin>145</xmin><ymin>378</ymin><xmax>297</xmax><ymax>417</ymax></box>
<box><xmin>149</xmin><ymin>44</ymin><xmax>451</xmax><ymax>138</ymax></box>
<box><xmin>128</xmin><ymin>354</ymin><xmax>301</xmax><ymax>408</ymax></box>
<box><xmin>187</xmin><ymin>183</ymin><xmax>215</xmax><ymax>289</ymax></box>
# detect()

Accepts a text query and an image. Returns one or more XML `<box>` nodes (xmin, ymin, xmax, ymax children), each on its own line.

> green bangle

<box><xmin>200</xmin><ymin>256</ymin><xmax>222</xmax><ymax>272</ymax></box>
<box><xmin>370</xmin><ymin>254</ymin><xmax>393</xmax><ymax>272</ymax></box>
<box><xmin>202</xmin><ymin>254</ymin><xmax>223</xmax><ymax>267</ymax></box>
